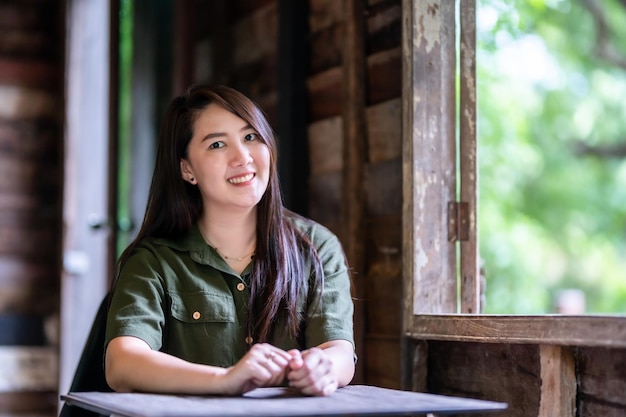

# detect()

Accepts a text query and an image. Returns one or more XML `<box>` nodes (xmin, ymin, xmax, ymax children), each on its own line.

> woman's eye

<box><xmin>208</xmin><ymin>141</ymin><xmax>224</xmax><ymax>149</ymax></box>
<box><xmin>244</xmin><ymin>133</ymin><xmax>258</xmax><ymax>142</ymax></box>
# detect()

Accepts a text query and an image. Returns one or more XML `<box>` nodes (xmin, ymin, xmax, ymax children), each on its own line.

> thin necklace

<box><xmin>215</xmin><ymin>247</ymin><xmax>255</xmax><ymax>262</ymax></box>
<box><xmin>200</xmin><ymin>229</ymin><xmax>256</xmax><ymax>262</ymax></box>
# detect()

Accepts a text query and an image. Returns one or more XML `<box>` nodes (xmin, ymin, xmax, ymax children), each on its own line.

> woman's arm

<box><xmin>105</xmin><ymin>336</ymin><xmax>291</xmax><ymax>395</ymax></box>
<box><xmin>287</xmin><ymin>339</ymin><xmax>355</xmax><ymax>396</ymax></box>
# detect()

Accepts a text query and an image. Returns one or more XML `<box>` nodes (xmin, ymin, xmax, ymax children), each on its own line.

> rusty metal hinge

<box><xmin>447</xmin><ymin>201</ymin><xmax>469</xmax><ymax>242</ymax></box>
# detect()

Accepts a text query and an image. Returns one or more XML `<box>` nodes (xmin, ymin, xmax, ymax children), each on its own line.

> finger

<box><xmin>287</xmin><ymin>349</ymin><xmax>304</xmax><ymax>371</ymax></box>
<box><xmin>288</xmin><ymin>349</ymin><xmax>329</xmax><ymax>382</ymax></box>
<box><xmin>295</xmin><ymin>375</ymin><xmax>338</xmax><ymax>397</ymax></box>
<box><xmin>258</xmin><ymin>351</ymin><xmax>290</xmax><ymax>387</ymax></box>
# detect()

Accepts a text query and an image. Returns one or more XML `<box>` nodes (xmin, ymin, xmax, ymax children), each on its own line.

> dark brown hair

<box><xmin>116</xmin><ymin>84</ymin><xmax>323</xmax><ymax>342</ymax></box>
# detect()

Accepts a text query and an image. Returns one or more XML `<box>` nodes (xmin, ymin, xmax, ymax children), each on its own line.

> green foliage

<box><xmin>477</xmin><ymin>0</ymin><xmax>626</xmax><ymax>314</ymax></box>
<box><xmin>117</xmin><ymin>0</ymin><xmax>134</xmax><ymax>255</ymax></box>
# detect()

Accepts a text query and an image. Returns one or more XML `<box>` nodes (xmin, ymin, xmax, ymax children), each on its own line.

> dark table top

<box><xmin>61</xmin><ymin>385</ymin><xmax>507</xmax><ymax>417</ymax></box>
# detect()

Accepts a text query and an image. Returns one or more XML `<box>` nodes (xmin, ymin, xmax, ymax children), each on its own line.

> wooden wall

<box><xmin>405</xmin><ymin>339</ymin><xmax>626</xmax><ymax>417</ymax></box>
<box><xmin>0</xmin><ymin>0</ymin><xmax>64</xmax><ymax>414</ymax></box>
<box><xmin>180</xmin><ymin>0</ymin><xmax>279</xmax><ymax>125</ymax></box>
<box><xmin>3</xmin><ymin>2</ymin><xmax>625</xmax><ymax>417</ymax></box>
<box><xmin>307</xmin><ymin>0</ymin><xmax>403</xmax><ymax>387</ymax></box>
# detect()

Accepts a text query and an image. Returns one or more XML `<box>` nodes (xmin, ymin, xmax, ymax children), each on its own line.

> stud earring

<box><xmin>189</xmin><ymin>177</ymin><xmax>195</xmax><ymax>183</ymax></box>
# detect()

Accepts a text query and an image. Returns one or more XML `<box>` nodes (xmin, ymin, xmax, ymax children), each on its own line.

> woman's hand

<box><xmin>222</xmin><ymin>343</ymin><xmax>291</xmax><ymax>394</ymax></box>
<box><xmin>286</xmin><ymin>348</ymin><xmax>337</xmax><ymax>396</ymax></box>
<box><xmin>286</xmin><ymin>340</ymin><xmax>355</xmax><ymax>397</ymax></box>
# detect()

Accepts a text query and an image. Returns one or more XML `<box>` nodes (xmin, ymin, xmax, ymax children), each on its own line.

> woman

<box><xmin>104</xmin><ymin>84</ymin><xmax>355</xmax><ymax>397</ymax></box>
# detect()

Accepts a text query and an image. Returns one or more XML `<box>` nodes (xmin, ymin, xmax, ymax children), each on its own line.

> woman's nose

<box><xmin>231</xmin><ymin>143</ymin><xmax>253</xmax><ymax>166</ymax></box>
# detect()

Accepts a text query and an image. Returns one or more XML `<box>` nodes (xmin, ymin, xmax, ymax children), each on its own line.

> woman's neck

<box><xmin>198</xmin><ymin>209</ymin><xmax>257</xmax><ymax>264</ymax></box>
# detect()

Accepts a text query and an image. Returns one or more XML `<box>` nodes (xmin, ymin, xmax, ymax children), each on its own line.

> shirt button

<box><xmin>245</xmin><ymin>336</ymin><xmax>253</xmax><ymax>344</ymax></box>
<box><xmin>192</xmin><ymin>311</ymin><xmax>201</xmax><ymax>320</ymax></box>
<box><xmin>236</xmin><ymin>282</ymin><xmax>245</xmax><ymax>291</ymax></box>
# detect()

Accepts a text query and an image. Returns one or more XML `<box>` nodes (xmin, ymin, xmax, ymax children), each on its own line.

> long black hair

<box><xmin>116</xmin><ymin>84</ymin><xmax>323</xmax><ymax>342</ymax></box>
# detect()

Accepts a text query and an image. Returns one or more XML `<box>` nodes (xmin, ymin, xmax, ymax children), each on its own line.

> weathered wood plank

<box><xmin>459</xmin><ymin>0</ymin><xmax>480</xmax><ymax>314</ymax></box>
<box><xmin>0</xmin><ymin>85</ymin><xmax>60</xmax><ymax>119</ymax></box>
<box><xmin>0</xmin><ymin>256</ymin><xmax>56</xmax><ymax>286</ymax></box>
<box><xmin>366</xmin><ymin>214</ymin><xmax>401</xmax><ymax>264</ymax></box>
<box><xmin>307</xmin><ymin>66</ymin><xmax>342</xmax><ymax>122</ymax></box>
<box><xmin>231</xmin><ymin>3</ymin><xmax>278</xmax><ymax>68</ymax></box>
<box><xmin>427</xmin><ymin>341</ymin><xmax>541</xmax><ymax>417</ymax></box>
<box><xmin>366</xmin><ymin>254</ymin><xmax>402</xmax><ymax>335</ymax></box>
<box><xmin>365</xmin><ymin>337</ymin><xmax>402</xmax><ymax>389</ymax></box>
<box><xmin>365</xmin><ymin>158</ymin><xmax>402</xmax><ymax>216</ymax></box>
<box><xmin>577</xmin><ymin>347</ymin><xmax>626</xmax><ymax>416</ymax></box>
<box><xmin>309</xmin><ymin>23</ymin><xmax>343</xmax><ymax>75</ymax></box>
<box><xmin>402</xmin><ymin>0</ymin><xmax>457</xmax><ymax>317</ymax></box>
<box><xmin>308</xmin><ymin>48</ymin><xmax>401</xmax><ymax>122</ymax></box>
<box><xmin>0</xmin><ymin>58</ymin><xmax>62</xmax><ymax>89</ymax></box>
<box><xmin>406</xmin><ymin>315</ymin><xmax>626</xmax><ymax>348</ymax></box>
<box><xmin>538</xmin><ymin>345</ymin><xmax>576</xmax><ymax>417</ymax></box>
<box><xmin>366</xmin><ymin>0</ymin><xmax>401</xmax><ymax>55</ymax></box>
<box><xmin>0</xmin><ymin>154</ymin><xmax>60</xmax><ymax>193</ymax></box>
<box><xmin>256</xmin><ymin>90</ymin><xmax>278</xmax><ymax>129</ymax></box>
<box><xmin>0</xmin><ymin>279</ymin><xmax>58</xmax><ymax>315</ymax></box>
<box><xmin>229</xmin><ymin>56</ymin><xmax>278</xmax><ymax>100</ymax></box>
<box><xmin>308</xmin><ymin>116</ymin><xmax>342</xmax><ymax>175</ymax></box>
<box><xmin>309</xmin><ymin>0</ymin><xmax>344</xmax><ymax>34</ymax></box>
<box><xmin>402</xmin><ymin>337</ymin><xmax>428</xmax><ymax>393</ymax></box>
<box><xmin>309</xmin><ymin>0</ymin><xmax>401</xmax><ymax>72</ymax></box>
<box><xmin>367</xmin><ymin>98</ymin><xmax>401</xmax><ymax>163</ymax></box>
<box><xmin>0</xmin><ymin>225</ymin><xmax>58</xmax><ymax>258</ymax></box>
<box><xmin>0</xmin><ymin>391</ymin><xmax>57</xmax><ymax>414</ymax></box>
<box><xmin>308</xmin><ymin>171</ymin><xmax>341</xmax><ymax>228</ymax></box>
<box><xmin>366</xmin><ymin>47</ymin><xmax>402</xmax><ymax>105</ymax></box>
<box><xmin>0</xmin><ymin>119</ymin><xmax>60</xmax><ymax>154</ymax></box>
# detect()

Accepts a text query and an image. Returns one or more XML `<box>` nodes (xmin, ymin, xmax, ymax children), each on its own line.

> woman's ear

<box><xmin>180</xmin><ymin>159</ymin><xmax>197</xmax><ymax>184</ymax></box>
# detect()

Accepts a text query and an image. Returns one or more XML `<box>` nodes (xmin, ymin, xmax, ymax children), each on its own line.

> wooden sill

<box><xmin>405</xmin><ymin>314</ymin><xmax>626</xmax><ymax>348</ymax></box>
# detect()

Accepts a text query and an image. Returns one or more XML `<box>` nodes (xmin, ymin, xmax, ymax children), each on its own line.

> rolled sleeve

<box><xmin>304</xmin><ymin>228</ymin><xmax>355</xmax><ymax>349</ymax></box>
<box><xmin>105</xmin><ymin>247</ymin><xmax>167</xmax><ymax>351</ymax></box>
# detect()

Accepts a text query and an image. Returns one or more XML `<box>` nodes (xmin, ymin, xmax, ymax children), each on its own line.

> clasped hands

<box><xmin>226</xmin><ymin>343</ymin><xmax>338</xmax><ymax>397</ymax></box>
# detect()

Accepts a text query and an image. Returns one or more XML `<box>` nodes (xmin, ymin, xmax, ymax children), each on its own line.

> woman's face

<box><xmin>180</xmin><ymin>103</ymin><xmax>271</xmax><ymax>213</ymax></box>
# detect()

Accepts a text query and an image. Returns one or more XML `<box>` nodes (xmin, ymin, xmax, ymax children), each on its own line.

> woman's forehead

<box><xmin>193</xmin><ymin>104</ymin><xmax>249</xmax><ymax>133</ymax></box>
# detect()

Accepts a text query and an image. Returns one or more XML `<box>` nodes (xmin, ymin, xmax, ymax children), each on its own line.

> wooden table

<box><xmin>61</xmin><ymin>385</ymin><xmax>507</xmax><ymax>416</ymax></box>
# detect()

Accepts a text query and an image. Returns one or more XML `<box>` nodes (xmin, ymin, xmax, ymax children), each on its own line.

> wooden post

<box><xmin>538</xmin><ymin>345</ymin><xmax>576</xmax><ymax>417</ymax></box>
<box><xmin>459</xmin><ymin>0</ymin><xmax>480</xmax><ymax>313</ymax></box>
<box><xmin>402</xmin><ymin>0</ymin><xmax>457</xmax><ymax>319</ymax></box>
<box><xmin>342</xmin><ymin>0</ymin><xmax>367</xmax><ymax>383</ymax></box>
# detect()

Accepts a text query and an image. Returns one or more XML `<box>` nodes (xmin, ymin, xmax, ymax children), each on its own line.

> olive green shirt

<box><xmin>105</xmin><ymin>215</ymin><xmax>355</xmax><ymax>367</ymax></box>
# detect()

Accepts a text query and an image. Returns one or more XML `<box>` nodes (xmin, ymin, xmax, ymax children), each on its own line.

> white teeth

<box><xmin>229</xmin><ymin>173</ymin><xmax>254</xmax><ymax>184</ymax></box>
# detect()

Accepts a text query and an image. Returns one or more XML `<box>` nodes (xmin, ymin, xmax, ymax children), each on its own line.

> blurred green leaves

<box><xmin>477</xmin><ymin>0</ymin><xmax>626</xmax><ymax>314</ymax></box>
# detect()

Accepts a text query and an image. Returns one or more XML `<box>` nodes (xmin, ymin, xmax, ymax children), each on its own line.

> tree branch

<box><xmin>580</xmin><ymin>0</ymin><xmax>626</xmax><ymax>71</ymax></box>
<box><xmin>573</xmin><ymin>141</ymin><xmax>626</xmax><ymax>159</ymax></box>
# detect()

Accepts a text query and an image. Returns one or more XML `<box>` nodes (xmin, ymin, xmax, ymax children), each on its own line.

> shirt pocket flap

<box><xmin>170</xmin><ymin>292</ymin><xmax>235</xmax><ymax>323</ymax></box>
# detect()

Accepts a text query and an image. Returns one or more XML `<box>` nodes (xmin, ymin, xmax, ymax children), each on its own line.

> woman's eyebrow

<box><xmin>201</xmin><ymin>124</ymin><xmax>254</xmax><ymax>142</ymax></box>
<box><xmin>200</xmin><ymin>132</ymin><xmax>225</xmax><ymax>142</ymax></box>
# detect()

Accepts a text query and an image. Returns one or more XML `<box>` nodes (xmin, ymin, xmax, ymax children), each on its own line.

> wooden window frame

<box><xmin>401</xmin><ymin>0</ymin><xmax>626</xmax><ymax>351</ymax></box>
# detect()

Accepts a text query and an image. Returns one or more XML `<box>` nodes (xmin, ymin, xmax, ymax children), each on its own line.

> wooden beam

<box><xmin>538</xmin><ymin>345</ymin><xmax>576</xmax><ymax>417</ymax></box>
<box><xmin>342</xmin><ymin>0</ymin><xmax>367</xmax><ymax>384</ymax></box>
<box><xmin>406</xmin><ymin>315</ymin><xmax>626</xmax><ymax>348</ymax></box>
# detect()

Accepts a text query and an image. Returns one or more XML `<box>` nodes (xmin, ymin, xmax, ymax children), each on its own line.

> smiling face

<box><xmin>180</xmin><ymin>103</ymin><xmax>271</xmax><ymax>214</ymax></box>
